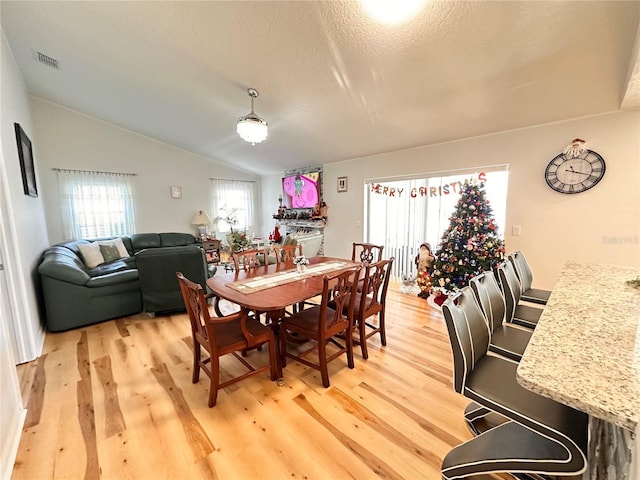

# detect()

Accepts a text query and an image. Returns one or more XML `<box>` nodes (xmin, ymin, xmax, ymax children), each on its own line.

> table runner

<box><xmin>226</xmin><ymin>261</ymin><xmax>351</xmax><ymax>294</ymax></box>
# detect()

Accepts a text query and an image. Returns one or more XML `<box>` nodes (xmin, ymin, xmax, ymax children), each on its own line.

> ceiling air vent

<box><xmin>36</xmin><ymin>51</ymin><xmax>59</xmax><ymax>69</ymax></box>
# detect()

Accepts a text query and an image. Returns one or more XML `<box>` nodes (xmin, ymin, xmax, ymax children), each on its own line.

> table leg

<box><xmin>584</xmin><ymin>417</ymin><xmax>635</xmax><ymax>480</ymax></box>
<box><xmin>267</xmin><ymin>309</ymin><xmax>285</xmax><ymax>386</ymax></box>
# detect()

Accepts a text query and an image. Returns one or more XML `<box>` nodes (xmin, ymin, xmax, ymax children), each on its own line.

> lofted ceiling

<box><xmin>2</xmin><ymin>1</ymin><xmax>639</xmax><ymax>176</ymax></box>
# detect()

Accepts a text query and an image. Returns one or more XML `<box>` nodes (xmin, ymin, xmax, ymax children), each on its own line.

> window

<box><xmin>365</xmin><ymin>167</ymin><xmax>508</xmax><ymax>280</ymax></box>
<box><xmin>210</xmin><ymin>179</ymin><xmax>256</xmax><ymax>233</ymax></box>
<box><xmin>56</xmin><ymin>169</ymin><xmax>136</xmax><ymax>240</ymax></box>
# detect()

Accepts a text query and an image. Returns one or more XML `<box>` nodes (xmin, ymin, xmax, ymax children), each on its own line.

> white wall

<box><xmin>31</xmin><ymin>98</ymin><xmax>260</xmax><ymax>243</ymax></box>
<box><xmin>0</xmin><ymin>30</ymin><xmax>44</xmax><ymax>479</ymax></box>
<box><xmin>314</xmin><ymin>110</ymin><xmax>640</xmax><ymax>289</ymax></box>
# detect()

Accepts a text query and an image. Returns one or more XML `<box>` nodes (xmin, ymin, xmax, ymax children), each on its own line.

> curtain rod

<box><xmin>209</xmin><ymin>178</ymin><xmax>256</xmax><ymax>183</ymax></box>
<box><xmin>52</xmin><ymin>168</ymin><xmax>137</xmax><ymax>176</ymax></box>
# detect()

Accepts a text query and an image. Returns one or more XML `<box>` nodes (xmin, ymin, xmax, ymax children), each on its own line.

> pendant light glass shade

<box><xmin>237</xmin><ymin>88</ymin><xmax>268</xmax><ymax>145</ymax></box>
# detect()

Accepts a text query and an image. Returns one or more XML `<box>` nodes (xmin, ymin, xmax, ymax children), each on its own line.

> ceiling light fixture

<box><xmin>360</xmin><ymin>0</ymin><xmax>426</xmax><ymax>24</ymax></box>
<box><xmin>237</xmin><ymin>88</ymin><xmax>268</xmax><ymax>145</ymax></box>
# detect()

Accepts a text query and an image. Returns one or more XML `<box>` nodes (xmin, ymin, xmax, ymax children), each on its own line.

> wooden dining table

<box><xmin>206</xmin><ymin>256</ymin><xmax>358</xmax><ymax>313</ymax></box>
<box><xmin>206</xmin><ymin>256</ymin><xmax>360</xmax><ymax>384</ymax></box>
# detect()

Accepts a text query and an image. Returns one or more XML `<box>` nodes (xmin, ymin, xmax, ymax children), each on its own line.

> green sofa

<box><xmin>38</xmin><ymin>232</ymin><xmax>208</xmax><ymax>332</ymax></box>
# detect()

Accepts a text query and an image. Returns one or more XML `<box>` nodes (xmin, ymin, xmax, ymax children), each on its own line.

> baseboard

<box><xmin>0</xmin><ymin>406</ymin><xmax>26</xmax><ymax>480</ymax></box>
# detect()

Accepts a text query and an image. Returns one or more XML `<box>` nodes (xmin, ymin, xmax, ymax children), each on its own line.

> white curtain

<box><xmin>56</xmin><ymin>169</ymin><xmax>136</xmax><ymax>240</ymax></box>
<box><xmin>210</xmin><ymin>179</ymin><xmax>256</xmax><ymax>233</ymax></box>
<box><xmin>365</xmin><ymin>167</ymin><xmax>508</xmax><ymax>280</ymax></box>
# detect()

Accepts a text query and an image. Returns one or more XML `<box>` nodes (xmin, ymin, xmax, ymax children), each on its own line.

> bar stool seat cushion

<box><xmin>513</xmin><ymin>304</ymin><xmax>543</xmax><ymax>329</ymax></box>
<box><xmin>521</xmin><ymin>287</ymin><xmax>551</xmax><ymax>305</ymax></box>
<box><xmin>489</xmin><ymin>325</ymin><xmax>531</xmax><ymax>362</ymax></box>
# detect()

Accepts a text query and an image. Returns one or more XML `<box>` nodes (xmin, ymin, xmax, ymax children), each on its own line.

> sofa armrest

<box><xmin>38</xmin><ymin>254</ymin><xmax>90</xmax><ymax>286</ymax></box>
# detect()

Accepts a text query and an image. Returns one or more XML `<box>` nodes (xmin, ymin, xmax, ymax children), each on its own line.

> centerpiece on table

<box><xmin>293</xmin><ymin>255</ymin><xmax>309</xmax><ymax>273</ymax></box>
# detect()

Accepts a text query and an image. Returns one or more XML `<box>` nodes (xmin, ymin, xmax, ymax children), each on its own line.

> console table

<box><xmin>517</xmin><ymin>261</ymin><xmax>640</xmax><ymax>479</ymax></box>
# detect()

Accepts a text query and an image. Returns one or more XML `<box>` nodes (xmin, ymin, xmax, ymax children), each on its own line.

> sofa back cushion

<box><xmin>160</xmin><ymin>232</ymin><xmax>196</xmax><ymax>247</ymax></box>
<box><xmin>130</xmin><ymin>233</ymin><xmax>162</xmax><ymax>252</ymax></box>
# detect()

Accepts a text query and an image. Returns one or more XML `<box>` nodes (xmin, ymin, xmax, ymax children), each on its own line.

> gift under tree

<box><xmin>431</xmin><ymin>180</ymin><xmax>505</xmax><ymax>297</ymax></box>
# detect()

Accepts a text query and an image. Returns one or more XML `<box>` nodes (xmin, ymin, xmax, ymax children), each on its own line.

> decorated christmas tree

<box><xmin>432</xmin><ymin>180</ymin><xmax>505</xmax><ymax>294</ymax></box>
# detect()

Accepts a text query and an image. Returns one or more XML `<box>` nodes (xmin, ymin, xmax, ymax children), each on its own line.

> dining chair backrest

<box><xmin>177</xmin><ymin>272</ymin><xmax>278</xmax><ymax>407</ymax></box>
<box><xmin>178</xmin><ymin>271</ymin><xmax>214</xmax><ymax>346</ymax></box>
<box><xmin>232</xmin><ymin>248</ymin><xmax>266</xmax><ymax>271</ymax></box>
<box><xmin>509</xmin><ymin>251</ymin><xmax>534</xmax><ymax>292</ymax></box>
<box><xmin>351</xmin><ymin>242</ymin><xmax>384</xmax><ymax>264</ymax></box>
<box><xmin>273</xmin><ymin>244</ymin><xmax>303</xmax><ymax>264</ymax></box>
<box><xmin>469</xmin><ymin>271</ymin><xmax>506</xmax><ymax>332</ymax></box>
<box><xmin>352</xmin><ymin>257</ymin><xmax>394</xmax><ymax>359</ymax></box>
<box><xmin>318</xmin><ymin>267</ymin><xmax>361</xmax><ymax>339</ymax></box>
<box><xmin>357</xmin><ymin>258</ymin><xmax>393</xmax><ymax>321</ymax></box>
<box><xmin>497</xmin><ymin>261</ymin><xmax>521</xmax><ymax>324</ymax></box>
<box><xmin>442</xmin><ymin>287</ymin><xmax>491</xmax><ymax>394</ymax></box>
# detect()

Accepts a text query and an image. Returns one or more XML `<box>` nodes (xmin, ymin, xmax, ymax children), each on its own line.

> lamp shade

<box><xmin>191</xmin><ymin>210</ymin><xmax>212</xmax><ymax>225</ymax></box>
<box><xmin>237</xmin><ymin>88</ymin><xmax>268</xmax><ymax>145</ymax></box>
<box><xmin>237</xmin><ymin>115</ymin><xmax>268</xmax><ymax>145</ymax></box>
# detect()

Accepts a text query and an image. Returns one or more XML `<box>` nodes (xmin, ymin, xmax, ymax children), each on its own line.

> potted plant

<box><xmin>213</xmin><ymin>207</ymin><xmax>246</xmax><ymax>251</ymax></box>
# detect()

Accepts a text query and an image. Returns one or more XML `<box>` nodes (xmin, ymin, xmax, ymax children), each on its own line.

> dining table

<box><xmin>206</xmin><ymin>256</ymin><xmax>358</xmax><ymax>312</ymax></box>
<box><xmin>516</xmin><ymin>260</ymin><xmax>640</xmax><ymax>480</ymax></box>
<box><xmin>206</xmin><ymin>256</ymin><xmax>360</xmax><ymax>382</ymax></box>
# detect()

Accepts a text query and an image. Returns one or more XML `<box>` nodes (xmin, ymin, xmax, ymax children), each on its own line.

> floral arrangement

<box><xmin>229</xmin><ymin>231</ymin><xmax>252</xmax><ymax>253</ymax></box>
<box><xmin>213</xmin><ymin>206</ymin><xmax>241</xmax><ymax>232</ymax></box>
<box><xmin>293</xmin><ymin>255</ymin><xmax>309</xmax><ymax>266</ymax></box>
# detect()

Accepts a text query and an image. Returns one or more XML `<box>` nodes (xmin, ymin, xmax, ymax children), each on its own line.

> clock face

<box><xmin>544</xmin><ymin>149</ymin><xmax>605</xmax><ymax>194</ymax></box>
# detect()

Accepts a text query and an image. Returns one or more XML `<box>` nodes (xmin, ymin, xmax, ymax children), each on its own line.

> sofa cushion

<box><xmin>88</xmin><ymin>260</ymin><xmax>131</xmax><ymax>277</ymax></box>
<box><xmin>97</xmin><ymin>238</ymin><xmax>130</xmax><ymax>258</ymax></box>
<box><xmin>78</xmin><ymin>243</ymin><xmax>105</xmax><ymax>269</ymax></box>
<box><xmin>160</xmin><ymin>232</ymin><xmax>196</xmax><ymax>247</ymax></box>
<box><xmin>86</xmin><ymin>269</ymin><xmax>139</xmax><ymax>287</ymax></box>
<box><xmin>99</xmin><ymin>244</ymin><xmax>121</xmax><ymax>263</ymax></box>
<box><xmin>130</xmin><ymin>233</ymin><xmax>162</xmax><ymax>252</ymax></box>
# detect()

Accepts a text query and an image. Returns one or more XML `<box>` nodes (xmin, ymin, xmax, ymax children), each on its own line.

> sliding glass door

<box><xmin>365</xmin><ymin>167</ymin><xmax>508</xmax><ymax>280</ymax></box>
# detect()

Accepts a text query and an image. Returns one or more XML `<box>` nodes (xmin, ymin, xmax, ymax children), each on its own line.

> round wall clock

<box><xmin>544</xmin><ymin>149</ymin><xmax>606</xmax><ymax>194</ymax></box>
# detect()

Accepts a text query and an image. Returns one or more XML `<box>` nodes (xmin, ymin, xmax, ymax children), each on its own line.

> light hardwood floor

<box><xmin>13</xmin><ymin>283</ymin><xmax>509</xmax><ymax>480</ymax></box>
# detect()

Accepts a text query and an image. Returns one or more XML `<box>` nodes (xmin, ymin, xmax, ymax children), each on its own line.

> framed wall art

<box><xmin>14</xmin><ymin>123</ymin><xmax>37</xmax><ymax>197</ymax></box>
<box><xmin>170</xmin><ymin>185</ymin><xmax>182</xmax><ymax>199</ymax></box>
<box><xmin>337</xmin><ymin>176</ymin><xmax>348</xmax><ymax>193</ymax></box>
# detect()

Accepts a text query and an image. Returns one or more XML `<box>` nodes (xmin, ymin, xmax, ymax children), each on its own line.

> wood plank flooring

<box><xmin>13</xmin><ymin>283</ymin><xmax>509</xmax><ymax>480</ymax></box>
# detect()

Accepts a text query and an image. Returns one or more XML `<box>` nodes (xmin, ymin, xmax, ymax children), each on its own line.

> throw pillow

<box><xmin>99</xmin><ymin>244</ymin><xmax>121</xmax><ymax>263</ymax></box>
<box><xmin>97</xmin><ymin>238</ymin><xmax>130</xmax><ymax>258</ymax></box>
<box><xmin>78</xmin><ymin>243</ymin><xmax>105</xmax><ymax>269</ymax></box>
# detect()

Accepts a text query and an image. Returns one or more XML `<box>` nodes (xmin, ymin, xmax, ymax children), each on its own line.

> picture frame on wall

<box><xmin>14</xmin><ymin>123</ymin><xmax>37</xmax><ymax>197</ymax></box>
<box><xmin>337</xmin><ymin>176</ymin><xmax>348</xmax><ymax>193</ymax></box>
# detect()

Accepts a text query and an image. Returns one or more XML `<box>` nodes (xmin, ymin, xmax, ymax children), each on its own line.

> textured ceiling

<box><xmin>2</xmin><ymin>1</ymin><xmax>639</xmax><ymax>176</ymax></box>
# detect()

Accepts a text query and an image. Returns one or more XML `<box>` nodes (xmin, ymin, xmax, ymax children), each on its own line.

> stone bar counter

<box><xmin>517</xmin><ymin>261</ymin><xmax>640</xmax><ymax>479</ymax></box>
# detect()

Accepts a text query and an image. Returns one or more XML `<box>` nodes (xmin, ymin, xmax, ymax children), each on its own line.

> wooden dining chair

<box><xmin>279</xmin><ymin>266</ymin><xmax>361</xmax><ymax>387</ymax></box>
<box><xmin>232</xmin><ymin>248</ymin><xmax>266</xmax><ymax>271</ymax></box>
<box><xmin>351</xmin><ymin>242</ymin><xmax>384</xmax><ymax>264</ymax></box>
<box><xmin>272</xmin><ymin>244</ymin><xmax>303</xmax><ymax>264</ymax></box>
<box><xmin>177</xmin><ymin>272</ymin><xmax>280</xmax><ymax>407</ymax></box>
<box><xmin>351</xmin><ymin>257</ymin><xmax>394</xmax><ymax>359</ymax></box>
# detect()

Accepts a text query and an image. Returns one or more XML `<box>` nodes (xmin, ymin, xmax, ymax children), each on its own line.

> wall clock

<box><xmin>544</xmin><ymin>149</ymin><xmax>606</xmax><ymax>194</ymax></box>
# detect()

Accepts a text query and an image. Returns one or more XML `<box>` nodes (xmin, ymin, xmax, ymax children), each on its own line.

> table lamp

<box><xmin>191</xmin><ymin>210</ymin><xmax>212</xmax><ymax>240</ymax></box>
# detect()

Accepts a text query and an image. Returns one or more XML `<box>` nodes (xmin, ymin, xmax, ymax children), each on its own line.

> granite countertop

<box><xmin>517</xmin><ymin>261</ymin><xmax>640</xmax><ymax>431</ymax></box>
